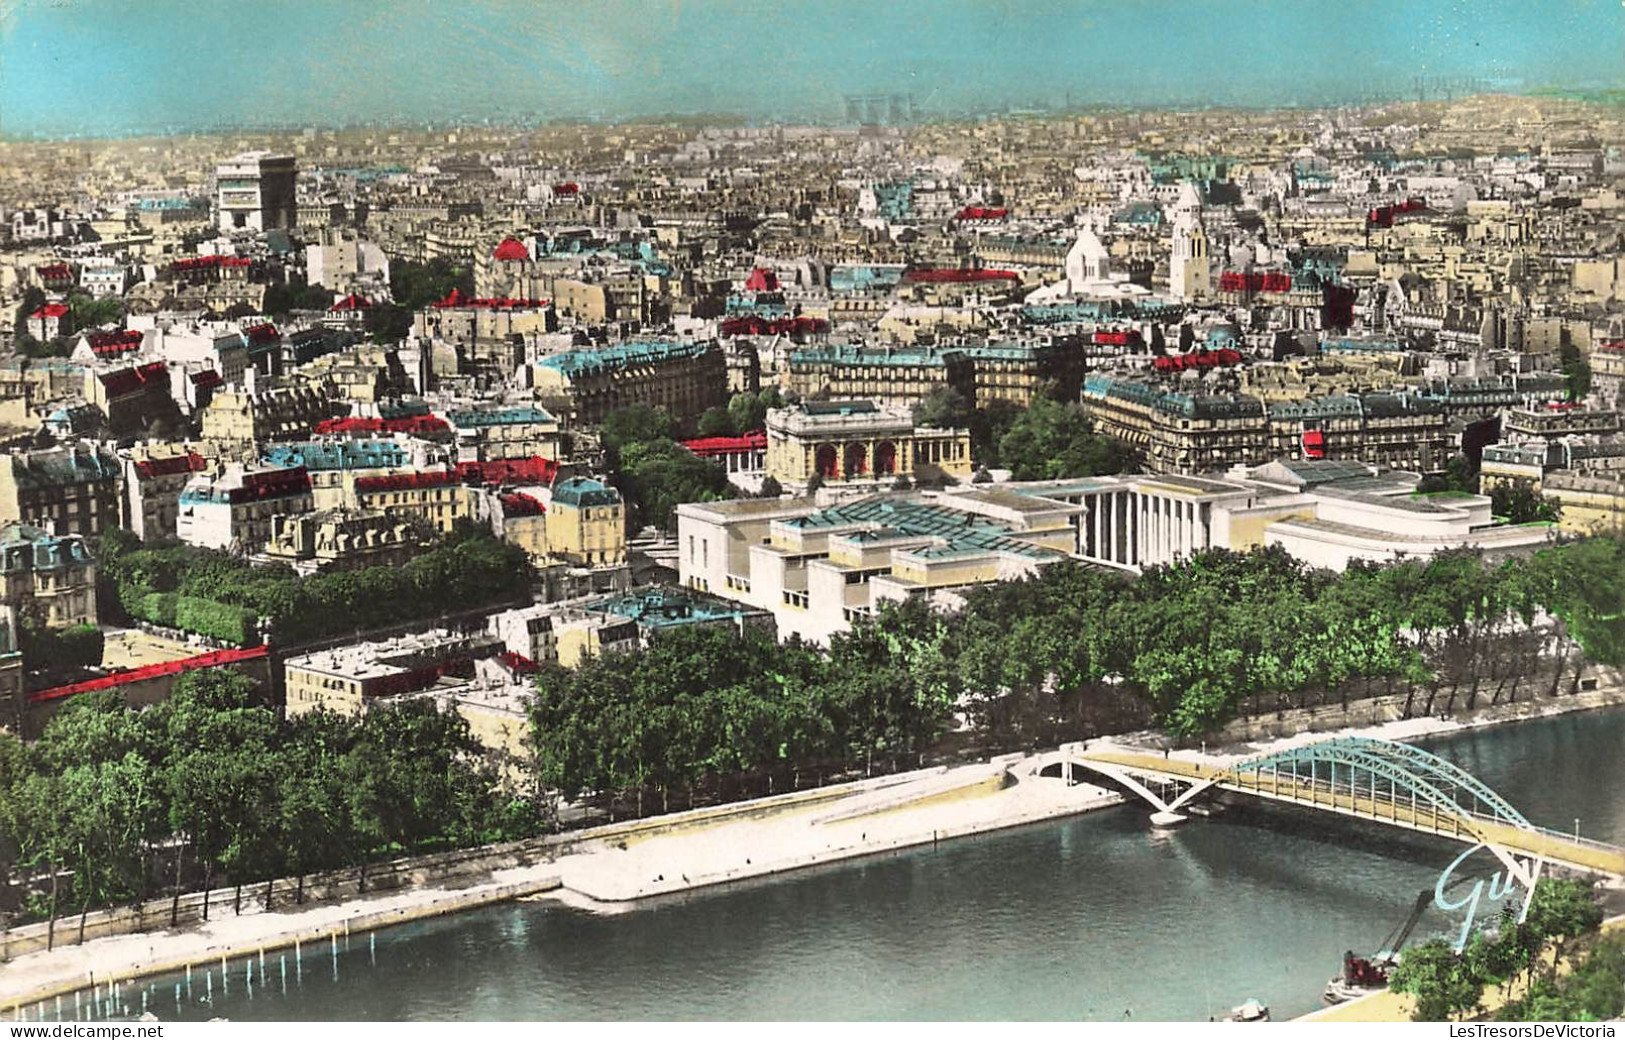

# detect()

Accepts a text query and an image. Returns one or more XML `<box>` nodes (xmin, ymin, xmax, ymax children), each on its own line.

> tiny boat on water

<box><xmin>1225</xmin><ymin>998</ymin><xmax>1270</xmax><ymax>1022</ymax></box>
<box><xmin>1324</xmin><ymin>950</ymin><xmax>1393</xmax><ymax>1004</ymax></box>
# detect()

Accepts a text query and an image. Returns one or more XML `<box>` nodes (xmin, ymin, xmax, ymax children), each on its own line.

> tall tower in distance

<box><xmin>1169</xmin><ymin>180</ymin><xmax>1210</xmax><ymax>303</ymax></box>
<box><xmin>215</xmin><ymin>152</ymin><xmax>297</xmax><ymax>233</ymax></box>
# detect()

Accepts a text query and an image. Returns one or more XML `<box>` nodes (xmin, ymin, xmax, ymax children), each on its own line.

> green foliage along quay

<box><xmin>96</xmin><ymin>527</ymin><xmax>533</xmax><ymax>646</ymax></box>
<box><xmin>3</xmin><ymin>535</ymin><xmax>1622</xmax><ymax>937</ymax></box>
<box><xmin>528</xmin><ymin>598</ymin><xmax>956</xmax><ymax>799</ymax></box>
<box><xmin>1498</xmin><ymin>932</ymin><xmax>1625</xmax><ymax>1023</ymax></box>
<box><xmin>0</xmin><ymin>669</ymin><xmax>544</xmax><ymax>934</ymax></box>
<box><xmin>527</xmin><ymin>535</ymin><xmax>1625</xmax><ymax>801</ymax></box>
<box><xmin>1390</xmin><ymin>878</ymin><xmax>1607</xmax><ymax>1021</ymax></box>
<box><xmin>948</xmin><ymin>536</ymin><xmax>1625</xmax><ymax>741</ymax></box>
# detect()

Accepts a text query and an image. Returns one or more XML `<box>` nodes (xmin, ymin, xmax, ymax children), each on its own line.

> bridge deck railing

<box><xmin>1092</xmin><ymin>750</ymin><xmax>1624</xmax><ymax>870</ymax></box>
<box><xmin>1524</xmin><ymin>825</ymin><xmax>1624</xmax><ymax>854</ymax></box>
<box><xmin>1213</xmin><ymin>770</ymin><xmax>1623</xmax><ymax>856</ymax></box>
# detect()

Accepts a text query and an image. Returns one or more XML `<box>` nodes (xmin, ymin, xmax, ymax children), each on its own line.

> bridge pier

<box><xmin>1149</xmin><ymin>811</ymin><xmax>1188</xmax><ymax>828</ymax></box>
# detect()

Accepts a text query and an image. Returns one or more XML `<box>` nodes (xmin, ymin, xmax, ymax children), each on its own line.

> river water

<box><xmin>108</xmin><ymin>708</ymin><xmax>1625</xmax><ymax>1021</ymax></box>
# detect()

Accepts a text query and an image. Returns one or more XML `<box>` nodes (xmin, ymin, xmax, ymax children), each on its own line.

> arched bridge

<box><xmin>1045</xmin><ymin>737</ymin><xmax>1625</xmax><ymax>878</ymax></box>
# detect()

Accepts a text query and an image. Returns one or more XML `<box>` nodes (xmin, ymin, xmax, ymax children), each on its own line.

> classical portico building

<box><xmin>764</xmin><ymin>401</ymin><xmax>972</xmax><ymax>491</ymax></box>
<box><xmin>679</xmin><ymin>461</ymin><xmax>1554</xmax><ymax>643</ymax></box>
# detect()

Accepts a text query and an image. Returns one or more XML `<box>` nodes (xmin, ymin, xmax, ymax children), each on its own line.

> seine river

<box><xmin>129</xmin><ymin>708</ymin><xmax>1625</xmax><ymax>1021</ymax></box>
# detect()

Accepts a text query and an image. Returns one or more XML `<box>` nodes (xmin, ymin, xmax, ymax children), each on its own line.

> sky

<box><xmin>0</xmin><ymin>0</ymin><xmax>1620</xmax><ymax>138</ymax></box>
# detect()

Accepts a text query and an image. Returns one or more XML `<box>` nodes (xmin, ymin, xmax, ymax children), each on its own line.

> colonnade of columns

<box><xmin>1085</xmin><ymin>491</ymin><xmax>1209</xmax><ymax>569</ymax></box>
<box><xmin>714</xmin><ymin>449</ymin><xmax>765</xmax><ymax>474</ymax></box>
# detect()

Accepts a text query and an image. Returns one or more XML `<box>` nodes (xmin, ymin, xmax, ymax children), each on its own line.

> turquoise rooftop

<box><xmin>1084</xmin><ymin>373</ymin><xmax>1266</xmax><ymax>421</ymax></box>
<box><xmin>264</xmin><ymin>439</ymin><xmax>407</xmax><ymax>471</ymax></box>
<box><xmin>447</xmin><ymin>405</ymin><xmax>555</xmax><ymax>427</ymax></box>
<box><xmin>551</xmin><ymin>477</ymin><xmax>621</xmax><ymax>509</ymax></box>
<box><xmin>0</xmin><ymin>523</ymin><xmax>93</xmax><ymax>573</ymax></box>
<box><xmin>828</xmin><ymin>266</ymin><xmax>905</xmax><ymax>293</ymax></box>
<box><xmin>538</xmin><ymin>340</ymin><xmax>712</xmax><ymax>378</ymax></box>
<box><xmin>787</xmin><ymin>496</ymin><xmax>1056</xmax><ymax>561</ymax></box>
<box><xmin>578</xmin><ymin>586</ymin><xmax>759</xmax><ymax>629</ymax></box>
<box><xmin>790</xmin><ymin>345</ymin><xmax>965</xmax><ymax>368</ymax></box>
<box><xmin>10</xmin><ymin>446</ymin><xmax>119</xmax><ymax>490</ymax></box>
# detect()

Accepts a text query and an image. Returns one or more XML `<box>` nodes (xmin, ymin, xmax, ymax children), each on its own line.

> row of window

<box><xmin>842</xmin><ymin>566</ymin><xmax>891</xmax><ymax>585</ymax></box>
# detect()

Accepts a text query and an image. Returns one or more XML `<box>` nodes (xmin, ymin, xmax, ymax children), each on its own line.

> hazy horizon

<box><xmin>1</xmin><ymin>0</ymin><xmax>1621</xmax><ymax>140</ymax></box>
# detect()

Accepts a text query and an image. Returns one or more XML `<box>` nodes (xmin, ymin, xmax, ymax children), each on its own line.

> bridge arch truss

<box><xmin>1231</xmin><ymin>737</ymin><xmax>1532</xmax><ymax>832</ymax></box>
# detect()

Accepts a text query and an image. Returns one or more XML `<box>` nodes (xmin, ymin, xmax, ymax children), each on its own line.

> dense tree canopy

<box><xmin>261</xmin><ymin>279</ymin><xmax>334</xmax><ymax>317</ymax></box>
<box><xmin>1490</xmin><ymin>479</ymin><xmax>1562</xmax><ymax>525</ymax></box>
<box><xmin>1560</xmin><ymin>342</ymin><xmax>1592</xmax><ymax>403</ymax></box>
<box><xmin>97</xmin><ymin>529</ymin><xmax>532</xmax><ymax>645</ymax></box>
<box><xmin>598</xmin><ymin>405</ymin><xmax>735</xmax><ymax>533</ymax></box>
<box><xmin>390</xmin><ymin>258</ymin><xmax>473</xmax><ymax>310</ymax></box>
<box><xmin>12</xmin><ymin>286</ymin><xmax>47</xmax><ymax>337</ymax></box>
<box><xmin>996</xmin><ymin>397</ymin><xmax>1133</xmax><ymax>480</ymax></box>
<box><xmin>528</xmin><ymin>600</ymin><xmax>958</xmax><ymax>800</ymax></box>
<box><xmin>1391</xmin><ymin>878</ymin><xmax>1606</xmax><ymax>1021</ymax></box>
<box><xmin>614</xmin><ymin>438</ymin><xmax>733</xmax><ymax>532</ymax></box>
<box><xmin>696</xmin><ymin>407</ymin><xmax>734</xmax><ymax>438</ymax></box>
<box><xmin>0</xmin><ymin>668</ymin><xmax>537</xmax><ymax>931</ymax></box>
<box><xmin>1498</xmin><ymin>933</ymin><xmax>1625</xmax><ymax>1022</ymax></box>
<box><xmin>19</xmin><ymin>620</ymin><xmax>104</xmax><ymax>682</ymax></box>
<box><xmin>911</xmin><ymin>387</ymin><xmax>1025</xmax><ymax>469</ymax></box>
<box><xmin>66</xmin><ymin>292</ymin><xmax>123</xmax><ymax>331</ymax></box>
<box><xmin>695</xmin><ymin>388</ymin><xmax>783</xmax><ymax>440</ymax></box>
<box><xmin>364</xmin><ymin>303</ymin><xmax>414</xmax><ymax>344</ymax></box>
<box><xmin>599</xmin><ymin>404</ymin><xmax>675</xmax><ymax>457</ymax></box>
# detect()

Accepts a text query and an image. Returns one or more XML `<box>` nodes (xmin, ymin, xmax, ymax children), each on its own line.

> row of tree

<box><xmin>951</xmin><ymin>537</ymin><xmax>1624</xmax><ymax>741</ymax></box>
<box><xmin>526</xmin><ymin>537</ymin><xmax>1625</xmax><ymax>811</ymax></box>
<box><xmin>1498</xmin><ymin>931</ymin><xmax>1625</xmax><ymax>1022</ymax></box>
<box><xmin>527</xmin><ymin>598</ymin><xmax>954</xmax><ymax>801</ymax></box>
<box><xmin>97</xmin><ymin>526</ymin><xmax>532</xmax><ymax>646</ymax></box>
<box><xmin>1390</xmin><ymin>878</ymin><xmax>1605</xmax><ymax>1021</ymax></box>
<box><xmin>0</xmin><ymin>669</ymin><xmax>544</xmax><ymax>941</ymax></box>
<box><xmin>18</xmin><ymin>620</ymin><xmax>103</xmax><ymax>687</ymax></box>
<box><xmin>7</xmin><ymin>535</ymin><xmax>1621</xmax><ymax>940</ymax></box>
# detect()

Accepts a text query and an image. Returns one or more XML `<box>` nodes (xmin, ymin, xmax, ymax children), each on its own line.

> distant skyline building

<box><xmin>842</xmin><ymin>93</ymin><xmax>917</xmax><ymax>126</ymax></box>
<box><xmin>215</xmin><ymin>151</ymin><xmax>297</xmax><ymax>233</ymax></box>
<box><xmin>1168</xmin><ymin>181</ymin><xmax>1211</xmax><ymax>303</ymax></box>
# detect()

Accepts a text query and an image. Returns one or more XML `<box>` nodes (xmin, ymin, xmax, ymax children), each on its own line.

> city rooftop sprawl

<box><xmin>0</xmin><ymin>93</ymin><xmax>1623</xmax><ymax>756</ymax></box>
